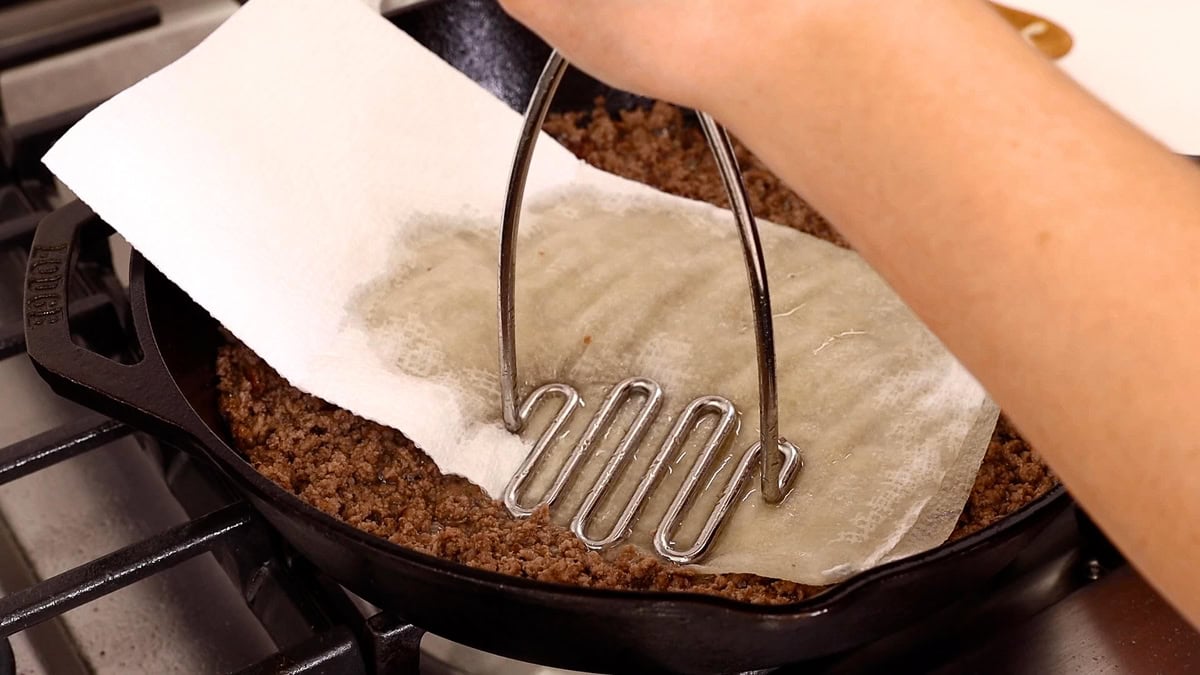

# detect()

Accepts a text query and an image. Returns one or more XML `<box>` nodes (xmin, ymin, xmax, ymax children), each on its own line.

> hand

<box><xmin>502</xmin><ymin>0</ymin><xmax>1200</xmax><ymax>630</ymax></box>
<box><xmin>497</xmin><ymin>0</ymin><xmax>819</xmax><ymax>114</ymax></box>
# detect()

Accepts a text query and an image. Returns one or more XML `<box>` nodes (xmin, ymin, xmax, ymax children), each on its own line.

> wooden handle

<box><xmin>990</xmin><ymin>2</ymin><xmax>1073</xmax><ymax>60</ymax></box>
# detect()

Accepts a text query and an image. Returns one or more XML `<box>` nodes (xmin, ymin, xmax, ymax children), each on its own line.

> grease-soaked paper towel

<box><xmin>42</xmin><ymin>0</ymin><xmax>997</xmax><ymax>585</ymax></box>
<box><xmin>1008</xmin><ymin>0</ymin><xmax>1200</xmax><ymax>154</ymax></box>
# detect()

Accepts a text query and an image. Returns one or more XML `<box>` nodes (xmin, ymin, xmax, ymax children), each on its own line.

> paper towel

<box><xmin>41</xmin><ymin>0</ymin><xmax>999</xmax><ymax>585</ymax></box>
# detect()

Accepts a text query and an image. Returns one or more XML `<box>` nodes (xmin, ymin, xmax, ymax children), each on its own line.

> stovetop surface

<box><xmin>1</xmin><ymin>1</ymin><xmax>1198</xmax><ymax>673</ymax></box>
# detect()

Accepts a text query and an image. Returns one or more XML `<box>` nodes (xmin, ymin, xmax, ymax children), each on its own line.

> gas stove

<box><xmin>1</xmin><ymin>1</ymin><xmax>1198</xmax><ymax>673</ymax></box>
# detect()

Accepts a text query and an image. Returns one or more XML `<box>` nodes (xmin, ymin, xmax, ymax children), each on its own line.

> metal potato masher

<box><xmin>497</xmin><ymin>51</ymin><xmax>801</xmax><ymax>565</ymax></box>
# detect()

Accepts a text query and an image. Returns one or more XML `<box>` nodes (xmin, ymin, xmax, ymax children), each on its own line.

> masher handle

<box><xmin>497</xmin><ymin>50</ymin><xmax>796</xmax><ymax>504</ymax></box>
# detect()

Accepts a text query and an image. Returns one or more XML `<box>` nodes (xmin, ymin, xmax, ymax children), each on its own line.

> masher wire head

<box><xmin>496</xmin><ymin>51</ymin><xmax>801</xmax><ymax>565</ymax></box>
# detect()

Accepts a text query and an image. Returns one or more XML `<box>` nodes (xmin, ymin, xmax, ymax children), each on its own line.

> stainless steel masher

<box><xmin>496</xmin><ymin>51</ymin><xmax>800</xmax><ymax>565</ymax></box>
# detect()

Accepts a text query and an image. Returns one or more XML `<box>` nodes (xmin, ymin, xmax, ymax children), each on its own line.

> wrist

<box><xmin>691</xmin><ymin>2</ymin><xmax>836</xmax><ymax>120</ymax></box>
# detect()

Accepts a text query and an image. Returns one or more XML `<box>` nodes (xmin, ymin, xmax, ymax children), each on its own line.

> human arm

<box><xmin>500</xmin><ymin>0</ymin><xmax>1200</xmax><ymax>625</ymax></box>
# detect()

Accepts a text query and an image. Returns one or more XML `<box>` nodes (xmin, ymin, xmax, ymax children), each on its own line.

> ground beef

<box><xmin>215</xmin><ymin>99</ymin><xmax>1057</xmax><ymax>605</ymax></box>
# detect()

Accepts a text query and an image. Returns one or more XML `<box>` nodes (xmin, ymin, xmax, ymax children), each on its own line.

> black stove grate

<box><xmin>0</xmin><ymin>5</ymin><xmax>162</xmax><ymax>72</ymax></box>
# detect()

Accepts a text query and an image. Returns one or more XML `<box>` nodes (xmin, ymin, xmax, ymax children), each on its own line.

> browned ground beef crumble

<box><xmin>215</xmin><ymin>100</ymin><xmax>1057</xmax><ymax>605</ymax></box>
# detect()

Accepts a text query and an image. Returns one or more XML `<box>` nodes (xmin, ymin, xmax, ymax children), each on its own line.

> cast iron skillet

<box><xmin>24</xmin><ymin>1</ymin><xmax>1069</xmax><ymax>672</ymax></box>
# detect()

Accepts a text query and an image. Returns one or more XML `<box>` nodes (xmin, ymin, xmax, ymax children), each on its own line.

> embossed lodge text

<box><xmin>25</xmin><ymin>243</ymin><xmax>68</xmax><ymax>328</ymax></box>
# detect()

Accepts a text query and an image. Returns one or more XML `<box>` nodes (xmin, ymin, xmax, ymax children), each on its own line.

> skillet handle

<box><xmin>24</xmin><ymin>201</ymin><xmax>185</xmax><ymax>436</ymax></box>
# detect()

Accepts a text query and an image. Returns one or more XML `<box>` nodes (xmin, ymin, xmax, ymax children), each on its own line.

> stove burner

<box><xmin>0</xmin><ymin>5</ymin><xmax>162</xmax><ymax>73</ymax></box>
